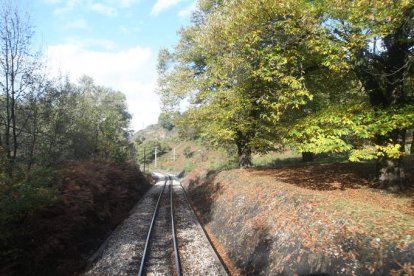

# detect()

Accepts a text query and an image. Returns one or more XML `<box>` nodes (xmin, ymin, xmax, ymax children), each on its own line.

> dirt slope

<box><xmin>182</xmin><ymin>163</ymin><xmax>414</xmax><ymax>275</ymax></box>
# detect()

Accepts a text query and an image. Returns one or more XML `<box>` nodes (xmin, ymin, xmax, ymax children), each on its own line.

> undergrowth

<box><xmin>0</xmin><ymin>161</ymin><xmax>150</xmax><ymax>275</ymax></box>
<box><xmin>0</xmin><ymin>166</ymin><xmax>61</xmax><ymax>272</ymax></box>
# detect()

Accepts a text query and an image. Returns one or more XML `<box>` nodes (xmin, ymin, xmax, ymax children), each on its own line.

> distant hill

<box><xmin>132</xmin><ymin>124</ymin><xmax>178</xmax><ymax>142</ymax></box>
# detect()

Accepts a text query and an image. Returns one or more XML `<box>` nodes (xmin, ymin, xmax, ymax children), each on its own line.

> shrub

<box><xmin>0</xmin><ymin>167</ymin><xmax>60</xmax><ymax>271</ymax></box>
<box><xmin>183</xmin><ymin>146</ymin><xmax>193</xmax><ymax>158</ymax></box>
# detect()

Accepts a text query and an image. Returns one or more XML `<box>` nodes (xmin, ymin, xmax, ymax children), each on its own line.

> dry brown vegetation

<box><xmin>183</xmin><ymin>161</ymin><xmax>414</xmax><ymax>275</ymax></box>
<box><xmin>2</xmin><ymin>161</ymin><xmax>151</xmax><ymax>276</ymax></box>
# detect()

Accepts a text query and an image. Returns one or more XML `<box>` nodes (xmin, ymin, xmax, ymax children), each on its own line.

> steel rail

<box><xmin>170</xmin><ymin>175</ymin><xmax>182</xmax><ymax>276</ymax></box>
<box><xmin>138</xmin><ymin>177</ymin><xmax>167</xmax><ymax>276</ymax></box>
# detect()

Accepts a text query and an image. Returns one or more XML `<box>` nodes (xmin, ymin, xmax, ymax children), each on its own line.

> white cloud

<box><xmin>63</xmin><ymin>18</ymin><xmax>88</xmax><ymax>29</ymax></box>
<box><xmin>63</xmin><ymin>37</ymin><xmax>117</xmax><ymax>50</ymax></box>
<box><xmin>45</xmin><ymin>42</ymin><xmax>160</xmax><ymax>131</ymax></box>
<box><xmin>178</xmin><ymin>1</ymin><xmax>196</xmax><ymax>17</ymax></box>
<box><xmin>119</xmin><ymin>25</ymin><xmax>141</xmax><ymax>34</ymax></box>
<box><xmin>116</xmin><ymin>0</ymin><xmax>140</xmax><ymax>8</ymax></box>
<box><xmin>43</xmin><ymin>0</ymin><xmax>62</xmax><ymax>4</ymax></box>
<box><xmin>90</xmin><ymin>3</ymin><xmax>117</xmax><ymax>16</ymax></box>
<box><xmin>50</xmin><ymin>0</ymin><xmax>139</xmax><ymax>16</ymax></box>
<box><xmin>53</xmin><ymin>0</ymin><xmax>80</xmax><ymax>14</ymax></box>
<box><xmin>151</xmin><ymin>0</ymin><xmax>181</xmax><ymax>16</ymax></box>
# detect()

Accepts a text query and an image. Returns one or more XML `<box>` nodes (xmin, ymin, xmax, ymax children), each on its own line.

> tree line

<box><xmin>0</xmin><ymin>1</ymin><xmax>132</xmax><ymax>182</ymax></box>
<box><xmin>157</xmin><ymin>0</ymin><xmax>414</xmax><ymax>189</ymax></box>
<box><xmin>0</xmin><ymin>2</ymin><xmax>135</xmax><ymax>270</ymax></box>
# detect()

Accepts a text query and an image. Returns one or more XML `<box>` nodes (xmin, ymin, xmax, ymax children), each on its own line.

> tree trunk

<box><xmin>5</xmin><ymin>89</ymin><xmax>12</xmax><ymax>177</ymax></box>
<box><xmin>373</xmin><ymin>130</ymin><xmax>407</xmax><ymax>190</ymax></box>
<box><xmin>301</xmin><ymin>152</ymin><xmax>314</xmax><ymax>162</ymax></box>
<box><xmin>4</xmin><ymin>41</ymin><xmax>11</xmax><ymax>176</ymax></box>
<box><xmin>377</xmin><ymin>156</ymin><xmax>405</xmax><ymax>191</ymax></box>
<box><xmin>238</xmin><ymin>145</ymin><xmax>252</xmax><ymax>168</ymax></box>
<box><xmin>11</xmin><ymin>89</ymin><xmax>17</xmax><ymax>160</ymax></box>
<box><xmin>5</xmin><ymin>93</ymin><xmax>11</xmax><ymax>161</ymax></box>
<box><xmin>236</xmin><ymin>133</ymin><xmax>252</xmax><ymax>168</ymax></box>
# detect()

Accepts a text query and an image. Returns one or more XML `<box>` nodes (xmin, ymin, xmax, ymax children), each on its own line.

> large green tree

<box><xmin>288</xmin><ymin>0</ymin><xmax>414</xmax><ymax>189</ymax></box>
<box><xmin>158</xmin><ymin>0</ymin><xmax>328</xmax><ymax>167</ymax></box>
<box><xmin>158</xmin><ymin>0</ymin><xmax>413</xmax><ymax>189</ymax></box>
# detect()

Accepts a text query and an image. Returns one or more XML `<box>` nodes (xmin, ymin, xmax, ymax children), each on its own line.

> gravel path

<box><xmin>83</xmin><ymin>175</ymin><xmax>227</xmax><ymax>275</ymax></box>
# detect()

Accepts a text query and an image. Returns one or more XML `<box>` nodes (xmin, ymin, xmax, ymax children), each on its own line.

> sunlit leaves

<box><xmin>286</xmin><ymin>104</ymin><xmax>414</xmax><ymax>161</ymax></box>
<box><xmin>157</xmin><ymin>0</ymin><xmax>414</xmax><ymax>172</ymax></box>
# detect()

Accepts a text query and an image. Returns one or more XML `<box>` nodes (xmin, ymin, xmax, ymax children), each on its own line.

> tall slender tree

<box><xmin>0</xmin><ymin>0</ymin><xmax>39</xmax><ymax>175</ymax></box>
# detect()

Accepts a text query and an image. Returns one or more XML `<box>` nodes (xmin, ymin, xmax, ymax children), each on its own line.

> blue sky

<box><xmin>28</xmin><ymin>0</ymin><xmax>195</xmax><ymax>131</ymax></box>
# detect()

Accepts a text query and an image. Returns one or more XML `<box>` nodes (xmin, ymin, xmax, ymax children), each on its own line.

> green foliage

<box><xmin>157</xmin><ymin>0</ymin><xmax>331</xmax><ymax>167</ymax></box>
<box><xmin>158</xmin><ymin>0</ymin><xmax>413</xmax><ymax>183</ymax></box>
<box><xmin>33</xmin><ymin>76</ymin><xmax>132</xmax><ymax>165</ymax></box>
<box><xmin>0</xmin><ymin>167</ymin><xmax>60</xmax><ymax>263</ymax></box>
<box><xmin>158</xmin><ymin>111</ymin><xmax>179</xmax><ymax>131</ymax></box>
<box><xmin>0</xmin><ymin>167</ymin><xmax>59</xmax><ymax>222</ymax></box>
<box><xmin>183</xmin><ymin>146</ymin><xmax>193</xmax><ymax>158</ymax></box>
<box><xmin>286</xmin><ymin>104</ymin><xmax>414</xmax><ymax>161</ymax></box>
<box><xmin>184</xmin><ymin>162</ymin><xmax>196</xmax><ymax>173</ymax></box>
<box><xmin>135</xmin><ymin>140</ymin><xmax>171</xmax><ymax>164</ymax></box>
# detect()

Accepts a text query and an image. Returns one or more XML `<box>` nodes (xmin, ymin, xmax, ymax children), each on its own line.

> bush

<box><xmin>183</xmin><ymin>146</ymin><xmax>193</xmax><ymax>158</ymax></box>
<box><xmin>0</xmin><ymin>167</ymin><xmax>60</xmax><ymax>271</ymax></box>
<box><xmin>0</xmin><ymin>162</ymin><xmax>151</xmax><ymax>275</ymax></box>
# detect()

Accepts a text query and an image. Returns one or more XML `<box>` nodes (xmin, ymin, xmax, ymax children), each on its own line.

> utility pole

<box><xmin>154</xmin><ymin>146</ymin><xmax>158</xmax><ymax>168</ymax></box>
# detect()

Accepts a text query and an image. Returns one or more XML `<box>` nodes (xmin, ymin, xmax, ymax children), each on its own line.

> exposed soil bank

<box><xmin>2</xmin><ymin>161</ymin><xmax>151</xmax><ymax>276</ymax></box>
<box><xmin>182</xmin><ymin>163</ymin><xmax>414</xmax><ymax>275</ymax></box>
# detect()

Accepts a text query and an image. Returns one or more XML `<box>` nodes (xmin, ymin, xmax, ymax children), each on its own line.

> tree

<box><xmin>158</xmin><ymin>0</ymin><xmax>413</xmax><ymax>188</ymax></box>
<box><xmin>158</xmin><ymin>111</ymin><xmax>178</xmax><ymax>131</ymax></box>
<box><xmin>294</xmin><ymin>0</ymin><xmax>414</xmax><ymax>189</ymax></box>
<box><xmin>24</xmin><ymin>75</ymin><xmax>132</xmax><ymax>166</ymax></box>
<box><xmin>0</xmin><ymin>0</ymin><xmax>40</xmax><ymax>175</ymax></box>
<box><xmin>158</xmin><ymin>0</ymin><xmax>324</xmax><ymax>168</ymax></box>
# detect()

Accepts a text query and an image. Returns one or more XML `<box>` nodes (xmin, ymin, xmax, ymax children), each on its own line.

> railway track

<box><xmin>138</xmin><ymin>175</ymin><xmax>181</xmax><ymax>276</ymax></box>
<box><xmin>84</xmin><ymin>173</ymin><xmax>227</xmax><ymax>275</ymax></box>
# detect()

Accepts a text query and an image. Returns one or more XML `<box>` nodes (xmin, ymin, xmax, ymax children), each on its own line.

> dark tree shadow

<box><xmin>241</xmin><ymin>226</ymin><xmax>272</xmax><ymax>275</ymax></box>
<box><xmin>182</xmin><ymin>170</ymin><xmax>223</xmax><ymax>225</ymax></box>
<box><xmin>250</xmin><ymin>162</ymin><xmax>376</xmax><ymax>191</ymax></box>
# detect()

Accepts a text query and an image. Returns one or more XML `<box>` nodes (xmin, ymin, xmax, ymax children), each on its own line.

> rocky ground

<box><xmin>182</xmin><ymin>163</ymin><xmax>414</xmax><ymax>275</ymax></box>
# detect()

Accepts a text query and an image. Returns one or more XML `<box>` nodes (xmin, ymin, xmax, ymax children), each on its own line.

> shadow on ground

<box><xmin>250</xmin><ymin>162</ymin><xmax>375</xmax><ymax>191</ymax></box>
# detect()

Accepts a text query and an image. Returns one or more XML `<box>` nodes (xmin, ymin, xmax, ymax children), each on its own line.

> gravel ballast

<box><xmin>83</xmin><ymin>175</ymin><xmax>226</xmax><ymax>275</ymax></box>
<box><xmin>173</xmin><ymin>179</ymin><xmax>227</xmax><ymax>275</ymax></box>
